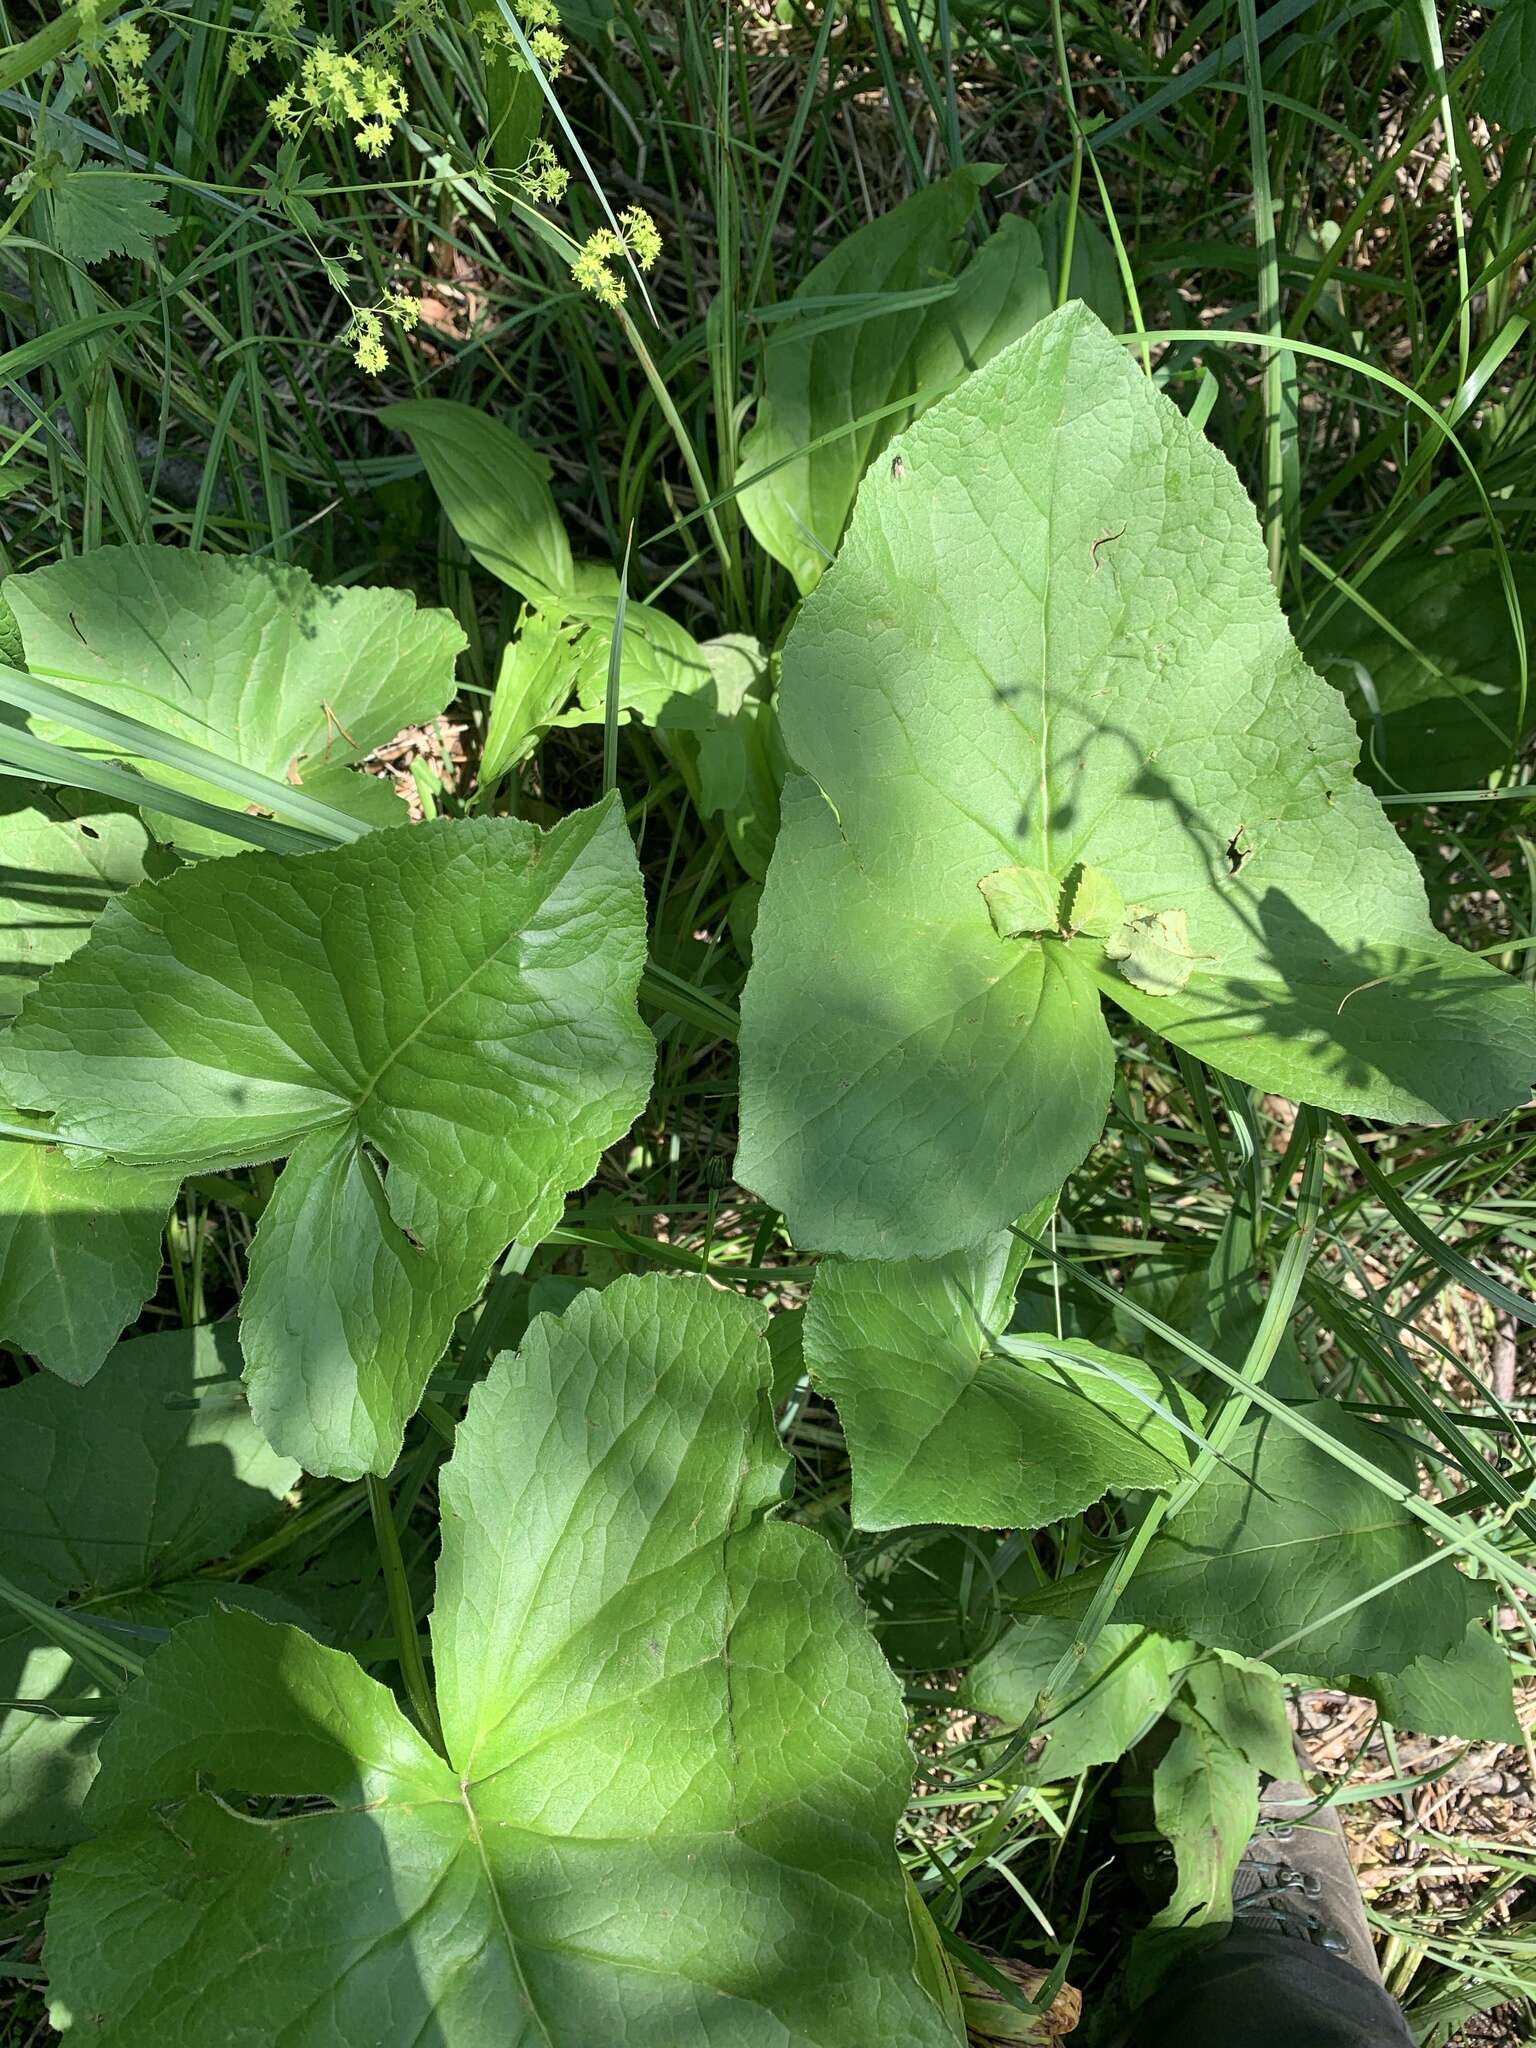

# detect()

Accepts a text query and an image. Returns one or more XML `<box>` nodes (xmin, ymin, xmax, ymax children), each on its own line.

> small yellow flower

<box><xmin>529</xmin><ymin>25</ymin><xmax>565</xmax><ymax>66</ymax></box>
<box><xmin>518</xmin><ymin>0</ymin><xmax>560</xmax><ymax>23</ymax></box>
<box><xmin>520</xmin><ymin>138</ymin><xmax>569</xmax><ymax>203</ymax></box>
<box><xmin>354</xmin><ymin>119</ymin><xmax>391</xmax><ymax>156</ymax></box>
<box><xmin>267</xmin><ymin>90</ymin><xmax>300</xmax><ymax>135</ymax></box>
<box><xmin>118</xmin><ymin>75</ymin><xmax>150</xmax><ymax>114</ymax></box>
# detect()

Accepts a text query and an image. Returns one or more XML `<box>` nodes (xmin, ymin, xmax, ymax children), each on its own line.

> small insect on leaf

<box><xmin>1105</xmin><ymin>906</ymin><xmax>1199</xmax><ymax>996</ymax></box>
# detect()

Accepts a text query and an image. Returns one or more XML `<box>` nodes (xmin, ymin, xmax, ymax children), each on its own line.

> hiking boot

<box><xmin>1232</xmin><ymin>1774</ymin><xmax>1380</xmax><ymax>1979</ymax></box>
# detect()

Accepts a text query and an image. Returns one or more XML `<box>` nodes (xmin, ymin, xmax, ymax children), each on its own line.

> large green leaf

<box><xmin>1122</xmin><ymin>1649</ymin><xmax>1297</xmax><ymax>1996</ymax></box>
<box><xmin>0</xmin><ymin>1324</ymin><xmax>298</xmax><ymax>1847</ymax></box>
<box><xmin>738</xmin><ymin>172</ymin><xmax>1057</xmax><ymax>592</ymax></box>
<box><xmin>46</xmin><ymin>1276</ymin><xmax>958</xmax><ymax>2046</ymax></box>
<box><xmin>0</xmin><ymin>801</ymin><xmax>655</xmax><ymax>1475</ymax></box>
<box><xmin>0</xmin><ymin>1126</ymin><xmax>179</xmax><ymax>1383</ymax></box>
<box><xmin>0</xmin><ymin>786</ymin><xmax>175</xmax><ymax>1381</ymax></box>
<box><xmin>964</xmin><ymin>1617</ymin><xmax>1181</xmax><ymax>1783</ymax></box>
<box><xmin>1025</xmin><ymin>1404</ymin><xmax>1482</xmax><ymax>1678</ymax></box>
<box><xmin>3</xmin><ymin>545</ymin><xmax>464</xmax><ymax>855</ymax></box>
<box><xmin>1307</xmin><ymin>552</ymin><xmax>1536</xmax><ymax>793</ymax></box>
<box><xmin>737</xmin><ymin>304</ymin><xmax>1536</xmax><ymax>1258</ymax></box>
<box><xmin>804</xmin><ymin>1233</ymin><xmax>1188</xmax><ymax>1529</ymax></box>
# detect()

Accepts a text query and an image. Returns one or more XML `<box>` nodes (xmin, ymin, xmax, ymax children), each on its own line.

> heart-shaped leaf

<box><xmin>738</xmin><ymin>303</ymin><xmax>1536</xmax><ymax>1257</ymax></box>
<box><xmin>45</xmin><ymin>1276</ymin><xmax>958</xmax><ymax>2047</ymax></box>
<box><xmin>0</xmin><ymin>799</ymin><xmax>655</xmax><ymax>1475</ymax></box>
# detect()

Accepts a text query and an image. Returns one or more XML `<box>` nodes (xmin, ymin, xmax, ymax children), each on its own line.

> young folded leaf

<box><xmin>2</xmin><ymin>545</ymin><xmax>464</xmax><ymax>855</ymax></box>
<box><xmin>45</xmin><ymin>1276</ymin><xmax>960</xmax><ymax>2048</ymax></box>
<box><xmin>804</xmin><ymin>1234</ymin><xmax>1189</xmax><ymax>1530</ymax></box>
<box><xmin>738</xmin><ymin>170</ymin><xmax>1105</xmax><ymax>593</ymax></box>
<box><xmin>738</xmin><ymin>302</ymin><xmax>1536</xmax><ymax>1258</ymax></box>
<box><xmin>0</xmin><ymin>799</ymin><xmax>655</xmax><ymax>1476</ymax></box>
<box><xmin>0</xmin><ymin>1325</ymin><xmax>298</xmax><ymax>1848</ymax></box>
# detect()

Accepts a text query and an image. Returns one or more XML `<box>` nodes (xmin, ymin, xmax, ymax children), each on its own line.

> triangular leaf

<box><xmin>1024</xmin><ymin>1404</ymin><xmax>1481</xmax><ymax>1678</ymax></box>
<box><xmin>0</xmin><ymin>801</ymin><xmax>655</xmax><ymax>1474</ymax></box>
<box><xmin>738</xmin><ymin>303</ymin><xmax>1536</xmax><ymax>1257</ymax></box>
<box><xmin>1347</xmin><ymin>1619</ymin><xmax>1520</xmax><ymax>1744</ymax></box>
<box><xmin>45</xmin><ymin>1276</ymin><xmax>958</xmax><ymax>2046</ymax></box>
<box><xmin>804</xmin><ymin>1235</ymin><xmax>1189</xmax><ymax>1529</ymax></box>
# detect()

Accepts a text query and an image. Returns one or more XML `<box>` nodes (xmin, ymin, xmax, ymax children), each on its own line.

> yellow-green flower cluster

<box><xmin>570</xmin><ymin>206</ymin><xmax>662</xmax><ymax>309</ymax></box>
<box><xmin>276</xmin><ymin>44</ymin><xmax>409</xmax><ymax>154</ymax></box>
<box><xmin>226</xmin><ymin>0</ymin><xmax>302</xmax><ymax>77</ymax></box>
<box><xmin>348</xmin><ymin>283</ymin><xmax>422</xmax><ymax>376</ymax></box>
<box><xmin>105</xmin><ymin>18</ymin><xmax>152</xmax><ymax>117</ymax></box>
<box><xmin>519</xmin><ymin>138</ymin><xmax>569</xmax><ymax>204</ymax></box>
<box><xmin>474</xmin><ymin>0</ymin><xmax>566</xmax><ymax>73</ymax></box>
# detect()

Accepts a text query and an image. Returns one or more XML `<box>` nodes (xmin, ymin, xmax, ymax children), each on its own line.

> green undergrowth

<box><xmin>1</xmin><ymin>1</ymin><xmax>1535</xmax><ymax>2043</ymax></box>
